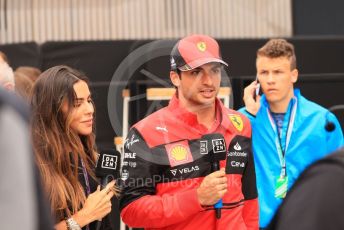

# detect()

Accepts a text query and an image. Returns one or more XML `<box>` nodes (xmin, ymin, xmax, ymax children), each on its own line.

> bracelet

<box><xmin>66</xmin><ymin>217</ymin><xmax>81</xmax><ymax>230</ymax></box>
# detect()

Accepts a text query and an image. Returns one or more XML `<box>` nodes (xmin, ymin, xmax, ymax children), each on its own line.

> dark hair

<box><xmin>257</xmin><ymin>39</ymin><xmax>297</xmax><ymax>70</ymax></box>
<box><xmin>31</xmin><ymin>65</ymin><xmax>97</xmax><ymax>221</ymax></box>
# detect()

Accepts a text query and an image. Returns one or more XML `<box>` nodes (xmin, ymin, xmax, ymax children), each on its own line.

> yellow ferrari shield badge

<box><xmin>197</xmin><ymin>42</ymin><xmax>206</xmax><ymax>52</ymax></box>
<box><xmin>228</xmin><ymin>114</ymin><xmax>244</xmax><ymax>132</ymax></box>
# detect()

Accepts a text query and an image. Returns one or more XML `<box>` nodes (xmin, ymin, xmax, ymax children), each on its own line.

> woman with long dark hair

<box><xmin>31</xmin><ymin>65</ymin><xmax>117</xmax><ymax>230</ymax></box>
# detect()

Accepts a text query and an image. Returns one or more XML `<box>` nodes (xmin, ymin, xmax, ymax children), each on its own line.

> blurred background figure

<box><xmin>0</xmin><ymin>61</ymin><xmax>15</xmax><ymax>91</ymax></box>
<box><xmin>14</xmin><ymin>66</ymin><xmax>41</xmax><ymax>102</ymax></box>
<box><xmin>31</xmin><ymin>65</ymin><xmax>117</xmax><ymax>230</ymax></box>
<box><xmin>0</xmin><ymin>87</ymin><xmax>53</xmax><ymax>230</ymax></box>
<box><xmin>14</xmin><ymin>71</ymin><xmax>34</xmax><ymax>100</ymax></box>
<box><xmin>15</xmin><ymin>66</ymin><xmax>41</xmax><ymax>82</ymax></box>
<box><xmin>268</xmin><ymin>147</ymin><xmax>344</xmax><ymax>230</ymax></box>
<box><xmin>0</xmin><ymin>51</ymin><xmax>9</xmax><ymax>64</ymax></box>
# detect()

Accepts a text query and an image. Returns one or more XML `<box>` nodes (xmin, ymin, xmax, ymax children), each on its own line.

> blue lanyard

<box><xmin>267</xmin><ymin>97</ymin><xmax>297</xmax><ymax>177</ymax></box>
<box><xmin>80</xmin><ymin>158</ymin><xmax>91</xmax><ymax>230</ymax></box>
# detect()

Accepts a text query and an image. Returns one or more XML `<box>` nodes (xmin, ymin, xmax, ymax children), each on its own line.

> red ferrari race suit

<box><xmin>119</xmin><ymin>95</ymin><xmax>258</xmax><ymax>230</ymax></box>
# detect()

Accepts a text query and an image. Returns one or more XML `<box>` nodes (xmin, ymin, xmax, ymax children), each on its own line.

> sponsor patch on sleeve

<box><xmin>226</xmin><ymin>136</ymin><xmax>250</xmax><ymax>174</ymax></box>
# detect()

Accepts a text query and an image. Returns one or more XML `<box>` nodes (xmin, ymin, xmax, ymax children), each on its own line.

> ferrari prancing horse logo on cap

<box><xmin>197</xmin><ymin>42</ymin><xmax>207</xmax><ymax>52</ymax></box>
<box><xmin>228</xmin><ymin>114</ymin><xmax>244</xmax><ymax>132</ymax></box>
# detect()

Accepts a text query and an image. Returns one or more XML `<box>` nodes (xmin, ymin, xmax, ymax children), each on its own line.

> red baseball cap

<box><xmin>170</xmin><ymin>34</ymin><xmax>228</xmax><ymax>71</ymax></box>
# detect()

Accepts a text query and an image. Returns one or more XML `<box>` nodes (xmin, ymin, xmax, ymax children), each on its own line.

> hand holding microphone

<box><xmin>197</xmin><ymin>168</ymin><xmax>227</xmax><ymax>205</ymax></box>
<box><xmin>76</xmin><ymin>181</ymin><xmax>116</xmax><ymax>225</ymax></box>
<box><xmin>70</xmin><ymin>149</ymin><xmax>120</xmax><ymax>229</ymax></box>
<box><xmin>94</xmin><ymin>149</ymin><xmax>121</xmax><ymax>230</ymax></box>
<box><xmin>197</xmin><ymin>133</ymin><xmax>227</xmax><ymax>219</ymax></box>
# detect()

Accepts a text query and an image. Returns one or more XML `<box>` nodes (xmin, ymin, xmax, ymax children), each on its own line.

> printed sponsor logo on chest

<box><xmin>156</xmin><ymin>126</ymin><xmax>168</xmax><ymax>132</ymax></box>
<box><xmin>124</xmin><ymin>152</ymin><xmax>136</xmax><ymax>159</ymax></box>
<box><xmin>228</xmin><ymin>142</ymin><xmax>247</xmax><ymax>157</ymax></box>
<box><xmin>200</xmin><ymin>140</ymin><xmax>208</xmax><ymax>154</ymax></box>
<box><xmin>123</xmin><ymin>151</ymin><xmax>137</xmax><ymax>168</ymax></box>
<box><xmin>125</xmin><ymin>134</ymin><xmax>140</xmax><ymax>148</ymax></box>
<box><xmin>121</xmin><ymin>169</ymin><xmax>129</xmax><ymax>181</ymax></box>
<box><xmin>122</xmin><ymin>161</ymin><xmax>137</xmax><ymax>168</ymax></box>
<box><xmin>170</xmin><ymin>165</ymin><xmax>200</xmax><ymax>176</ymax></box>
<box><xmin>228</xmin><ymin>114</ymin><xmax>244</xmax><ymax>132</ymax></box>
<box><xmin>165</xmin><ymin>140</ymin><xmax>193</xmax><ymax>167</ymax></box>
<box><xmin>230</xmin><ymin>161</ymin><xmax>245</xmax><ymax>168</ymax></box>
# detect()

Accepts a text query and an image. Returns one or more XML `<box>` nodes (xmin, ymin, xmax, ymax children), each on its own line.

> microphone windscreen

<box><xmin>201</xmin><ymin>133</ymin><xmax>227</xmax><ymax>162</ymax></box>
<box><xmin>95</xmin><ymin>148</ymin><xmax>121</xmax><ymax>179</ymax></box>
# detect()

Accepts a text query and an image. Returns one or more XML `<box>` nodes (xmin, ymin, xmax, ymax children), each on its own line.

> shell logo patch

<box><xmin>171</xmin><ymin>145</ymin><xmax>188</xmax><ymax>161</ymax></box>
<box><xmin>228</xmin><ymin>114</ymin><xmax>244</xmax><ymax>132</ymax></box>
<box><xmin>197</xmin><ymin>42</ymin><xmax>207</xmax><ymax>52</ymax></box>
<box><xmin>165</xmin><ymin>140</ymin><xmax>193</xmax><ymax>167</ymax></box>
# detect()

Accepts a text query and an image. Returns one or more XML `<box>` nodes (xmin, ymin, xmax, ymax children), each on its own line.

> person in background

<box><xmin>239</xmin><ymin>38</ymin><xmax>344</xmax><ymax>229</ymax></box>
<box><xmin>16</xmin><ymin>66</ymin><xmax>41</xmax><ymax>82</ymax></box>
<box><xmin>0</xmin><ymin>62</ymin><xmax>15</xmax><ymax>91</ymax></box>
<box><xmin>14</xmin><ymin>66</ymin><xmax>41</xmax><ymax>101</ymax></box>
<box><xmin>0</xmin><ymin>87</ymin><xmax>54</xmax><ymax>230</ymax></box>
<box><xmin>120</xmin><ymin>34</ymin><xmax>258</xmax><ymax>230</ymax></box>
<box><xmin>268</xmin><ymin>147</ymin><xmax>344</xmax><ymax>230</ymax></box>
<box><xmin>0</xmin><ymin>51</ymin><xmax>9</xmax><ymax>64</ymax></box>
<box><xmin>14</xmin><ymin>71</ymin><xmax>34</xmax><ymax>100</ymax></box>
<box><xmin>31</xmin><ymin>65</ymin><xmax>117</xmax><ymax>230</ymax></box>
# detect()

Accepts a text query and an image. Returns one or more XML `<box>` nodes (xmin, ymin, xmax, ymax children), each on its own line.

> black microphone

<box><xmin>95</xmin><ymin>149</ymin><xmax>121</xmax><ymax>230</ymax></box>
<box><xmin>95</xmin><ymin>148</ymin><xmax>121</xmax><ymax>188</ymax></box>
<box><xmin>202</xmin><ymin>133</ymin><xmax>227</xmax><ymax>219</ymax></box>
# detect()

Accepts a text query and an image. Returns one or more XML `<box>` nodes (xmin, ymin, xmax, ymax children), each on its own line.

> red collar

<box><xmin>167</xmin><ymin>94</ymin><xmax>222</xmax><ymax>134</ymax></box>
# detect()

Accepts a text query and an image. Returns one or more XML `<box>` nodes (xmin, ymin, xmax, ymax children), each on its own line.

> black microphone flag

<box><xmin>95</xmin><ymin>148</ymin><xmax>121</xmax><ymax>188</ymax></box>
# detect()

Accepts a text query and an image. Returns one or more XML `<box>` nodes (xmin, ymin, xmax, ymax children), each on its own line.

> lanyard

<box><xmin>81</xmin><ymin>158</ymin><xmax>91</xmax><ymax>195</ymax></box>
<box><xmin>267</xmin><ymin>97</ymin><xmax>297</xmax><ymax>177</ymax></box>
<box><xmin>80</xmin><ymin>158</ymin><xmax>91</xmax><ymax>230</ymax></box>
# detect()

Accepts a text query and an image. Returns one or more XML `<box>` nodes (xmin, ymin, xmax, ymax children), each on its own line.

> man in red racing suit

<box><xmin>119</xmin><ymin>34</ymin><xmax>258</xmax><ymax>230</ymax></box>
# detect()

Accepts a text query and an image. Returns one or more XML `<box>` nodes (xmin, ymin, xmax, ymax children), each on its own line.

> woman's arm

<box><xmin>54</xmin><ymin>181</ymin><xmax>116</xmax><ymax>230</ymax></box>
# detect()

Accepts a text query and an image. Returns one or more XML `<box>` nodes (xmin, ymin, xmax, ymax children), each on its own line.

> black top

<box><xmin>268</xmin><ymin>147</ymin><xmax>344</xmax><ymax>230</ymax></box>
<box><xmin>77</xmin><ymin>157</ymin><xmax>113</xmax><ymax>230</ymax></box>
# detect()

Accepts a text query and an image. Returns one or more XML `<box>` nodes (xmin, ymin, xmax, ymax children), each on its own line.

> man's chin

<box><xmin>265</xmin><ymin>96</ymin><xmax>282</xmax><ymax>105</ymax></box>
<box><xmin>199</xmin><ymin>97</ymin><xmax>216</xmax><ymax>106</ymax></box>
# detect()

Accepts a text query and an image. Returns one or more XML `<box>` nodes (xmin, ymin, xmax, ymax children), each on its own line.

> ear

<box><xmin>3</xmin><ymin>82</ymin><xmax>15</xmax><ymax>91</ymax></box>
<box><xmin>170</xmin><ymin>71</ymin><xmax>180</xmax><ymax>87</ymax></box>
<box><xmin>291</xmin><ymin>69</ymin><xmax>298</xmax><ymax>83</ymax></box>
